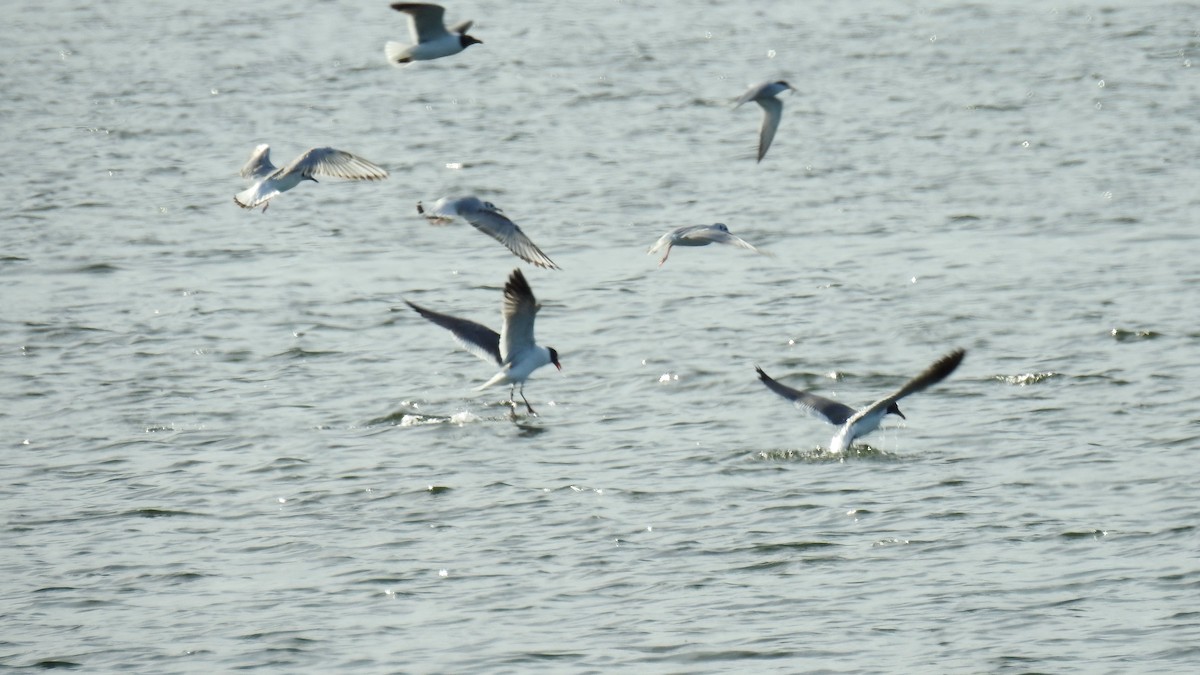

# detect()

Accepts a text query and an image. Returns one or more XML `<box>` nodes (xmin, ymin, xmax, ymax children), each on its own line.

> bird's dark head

<box><xmin>548</xmin><ymin>347</ymin><xmax>562</xmax><ymax>371</ymax></box>
<box><xmin>461</xmin><ymin>34</ymin><xmax>483</xmax><ymax>48</ymax></box>
<box><xmin>886</xmin><ymin>402</ymin><xmax>906</xmax><ymax>419</ymax></box>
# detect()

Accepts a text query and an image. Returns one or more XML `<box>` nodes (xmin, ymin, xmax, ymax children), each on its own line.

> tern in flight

<box><xmin>755</xmin><ymin>349</ymin><xmax>966</xmax><ymax>452</ymax></box>
<box><xmin>386</xmin><ymin>3</ymin><xmax>482</xmax><ymax>65</ymax></box>
<box><xmin>233</xmin><ymin>145</ymin><xmax>388</xmax><ymax>212</ymax></box>
<box><xmin>735</xmin><ymin>80</ymin><xmax>795</xmax><ymax>163</ymax></box>
<box><xmin>647</xmin><ymin>223</ymin><xmax>767</xmax><ymax>266</ymax></box>
<box><xmin>406</xmin><ymin>269</ymin><xmax>562</xmax><ymax>415</ymax></box>
<box><xmin>418</xmin><ymin>196</ymin><xmax>560</xmax><ymax>270</ymax></box>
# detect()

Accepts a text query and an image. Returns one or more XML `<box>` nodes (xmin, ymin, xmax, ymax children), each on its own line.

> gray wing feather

<box><xmin>683</xmin><ymin>226</ymin><xmax>763</xmax><ymax>253</ymax></box>
<box><xmin>240</xmin><ymin>144</ymin><xmax>276</xmax><ymax>179</ymax></box>
<box><xmin>285</xmin><ymin>147</ymin><xmax>389</xmax><ymax>181</ymax></box>
<box><xmin>646</xmin><ymin>230</ymin><xmax>675</xmax><ymax>254</ymax></box>
<box><xmin>458</xmin><ymin>201</ymin><xmax>560</xmax><ymax>270</ymax></box>
<box><xmin>755</xmin><ymin>97</ymin><xmax>783</xmax><ymax>162</ymax></box>
<box><xmin>735</xmin><ymin>81</ymin><xmax>768</xmax><ymax>108</ymax></box>
<box><xmin>756</xmin><ymin>367</ymin><xmax>857</xmax><ymax>426</ymax></box>
<box><xmin>499</xmin><ymin>269</ymin><xmax>540</xmax><ymax>363</ymax></box>
<box><xmin>392</xmin><ymin>3</ymin><xmax>450</xmax><ymax>41</ymax></box>
<box><xmin>864</xmin><ymin>349</ymin><xmax>966</xmax><ymax>414</ymax></box>
<box><xmin>407</xmin><ymin>300</ymin><xmax>501</xmax><ymax>365</ymax></box>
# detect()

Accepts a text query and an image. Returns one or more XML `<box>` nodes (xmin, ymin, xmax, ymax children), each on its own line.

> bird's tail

<box><xmin>234</xmin><ymin>185</ymin><xmax>275</xmax><ymax>210</ymax></box>
<box><xmin>385</xmin><ymin>42</ymin><xmax>412</xmax><ymax>66</ymax></box>
<box><xmin>474</xmin><ymin>368</ymin><xmax>512</xmax><ymax>392</ymax></box>
<box><xmin>233</xmin><ymin>186</ymin><xmax>258</xmax><ymax>209</ymax></box>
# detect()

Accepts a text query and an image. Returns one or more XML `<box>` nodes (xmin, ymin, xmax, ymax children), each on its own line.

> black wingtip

<box><xmin>506</xmin><ymin>267</ymin><xmax>531</xmax><ymax>292</ymax></box>
<box><xmin>940</xmin><ymin>348</ymin><xmax>967</xmax><ymax>372</ymax></box>
<box><xmin>921</xmin><ymin>348</ymin><xmax>967</xmax><ymax>386</ymax></box>
<box><xmin>404</xmin><ymin>299</ymin><xmax>430</xmax><ymax>316</ymax></box>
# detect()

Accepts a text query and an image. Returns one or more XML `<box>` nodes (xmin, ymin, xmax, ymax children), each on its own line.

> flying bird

<box><xmin>418</xmin><ymin>197</ymin><xmax>560</xmax><ymax>270</ymax></box>
<box><xmin>755</xmin><ymin>349</ymin><xmax>966</xmax><ymax>452</ymax></box>
<box><xmin>386</xmin><ymin>3</ymin><xmax>482</xmax><ymax>65</ymax></box>
<box><xmin>406</xmin><ymin>269</ymin><xmax>562</xmax><ymax>415</ymax></box>
<box><xmin>233</xmin><ymin>145</ymin><xmax>388</xmax><ymax>212</ymax></box>
<box><xmin>735</xmin><ymin>80</ymin><xmax>795</xmax><ymax>162</ymax></box>
<box><xmin>647</xmin><ymin>223</ymin><xmax>767</xmax><ymax>266</ymax></box>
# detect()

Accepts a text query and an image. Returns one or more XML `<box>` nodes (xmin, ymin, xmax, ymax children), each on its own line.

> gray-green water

<box><xmin>3</xmin><ymin>1</ymin><xmax>1199</xmax><ymax>671</ymax></box>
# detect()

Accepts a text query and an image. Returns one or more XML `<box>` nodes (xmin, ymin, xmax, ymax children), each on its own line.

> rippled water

<box><xmin>4</xmin><ymin>1</ymin><xmax>1200</xmax><ymax>672</ymax></box>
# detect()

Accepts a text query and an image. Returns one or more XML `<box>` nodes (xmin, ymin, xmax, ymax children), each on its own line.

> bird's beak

<box><xmin>554</xmin><ymin>361</ymin><xmax>563</xmax><ymax>372</ymax></box>
<box><xmin>896</xmin><ymin>409</ymin><xmax>906</xmax><ymax>420</ymax></box>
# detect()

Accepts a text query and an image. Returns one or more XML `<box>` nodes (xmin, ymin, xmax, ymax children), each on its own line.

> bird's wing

<box><xmin>755</xmin><ymin>96</ymin><xmax>784</xmax><ymax>162</ymax></box>
<box><xmin>860</xmin><ymin>349</ymin><xmax>967</xmax><ymax>417</ymax></box>
<box><xmin>285</xmin><ymin>148</ymin><xmax>389</xmax><ymax>181</ymax></box>
<box><xmin>499</xmin><ymin>269</ymin><xmax>540</xmax><ymax>364</ymax></box>
<box><xmin>417</xmin><ymin>196</ymin><xmax>460</xmax><ymax>223</ymax></box>
<box><xmin>406</xmin><ymin>300</ymin><xmax>501</xmax><ymax>365</ymax></box>
<box><xmin>734</xmin><ymin>82</ymin><xmax>767</xmax><ymax>108</ymax></box>
<box><xmin>717</xmin><ymin>231</ymin><xmax>769</xmax><ymax>256</ymax></box>
<box><xmin>681</xmin><ymin>226</ymin><xmax>764</xmax><ymax>253</ymax></box>
<box><xmin>239</xmin><ymin>144</ymin><xmax>276</xmax><ymax>179</ymax></box>
<box><xmin>448</xmin><ymin>19</ymin><xmax>473</xmax><ymax>34</ymax></box>
<box><xmin>459</xmin><ymin>201</ymin><xmax>560</xmax><ymax>270</ymax></box>
<box><xmin>720</xmin><ymin>232</ymin><xmax>766</xmax><ymax>254</ymax></box>
<box><xmin>755</xmin><ymin>366</ymin><xmax>857</xmax><ymax>426</ymax></box>
<box><xmin>392</xmin><ymin>3</ymin><xmax>450</xmax><ymax>42</ymax></box>
<box><xmin>646</xmin><ymin>230</ymin><xmax>678</xmax><ymax>254</ymax></box>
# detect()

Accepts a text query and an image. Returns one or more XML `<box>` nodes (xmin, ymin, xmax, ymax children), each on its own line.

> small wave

<box><xmin>751</xmin><ymin>445</ymin><xmax>901</xmax><ymax>462</ymax></box>
<box><xmin>71</xmin><ymin>262</ymin><xmax>121</xmax><ymax>274</ymax></box>
<box><xmin>996</xmin><ymin>371</ymin><xmax>1060</xmax><ymax>386</ymax></box>
<box><xmin>1110</xmin><ymin>327</ymin><xmax>1160</xmax><ymax>342</ymax></box>
<box><xmin>270</xmin><ymin>347</ymin><xmax>341</xmax><ymax>359</ymax></box>
<box><xmin>367</xmin><ymin>407</ymin><xmax>485</xmax><ymax>427</ymax></box>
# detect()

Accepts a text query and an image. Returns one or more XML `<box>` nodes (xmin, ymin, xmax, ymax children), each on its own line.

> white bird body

<box><xmin>386</xmin><ymin>3</ymin><xmax>482</xmax><ymax>65</ymax></box>
<box><xmin>756</xmin><ymin>349</ymin><xmax>966</xmax><ymax>452</ymax></box>
<box><xmin>647</xmin><ymin>223</ymin><xmax>766</xmax><ymax>266</ymax></box>
<box><xmin>735</xmin><ymin>80</ymin><xmax>795</xmax><ymax>162</ymax></box>
<box><xmin>406</xmin><ymin>269</ymin><xmax>561</xmax><ymax>414</ymax></box>
<box><xmin>233</xmin><ymin>145</ymin><xmax>388</xmax><ymax>211</ymax></box>
<box><xmin>417</xmin><ymin>196</ymin><xmax>560</xmax><ymax>269</ymax></box>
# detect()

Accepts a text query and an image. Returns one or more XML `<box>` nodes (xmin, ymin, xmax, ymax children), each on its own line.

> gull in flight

<box><xmin>755</xmin><ymin>349</ymin><xmax>966</xmax><ymax>452</ymax></box>
<box><xmin>418</xmin><ymin>197</ymin><xmax>560</xmax><ymax>270</ymax></box>
<box><xmin>735</xmin><ymin>80</ymin><xmax>795</xmax><ymax>163</ymax></box>
<box><xmin>386</xmin><ymin>3</ymin><xmax>482</xmax><ymax>65</ymax></box>
<box><xmin>406</xmin><ymin>269</ymin><xmax>562</xmax><ymax>415</ymax></box>
<box><xmin>647</xmin><ymin>223</ymin><xmax>767</xmax><ymax>266</ymax></box>
<box><xmin>233</xmin><ymin>145</ymin><xmax>388</xmax><ymax>212</ymax></box>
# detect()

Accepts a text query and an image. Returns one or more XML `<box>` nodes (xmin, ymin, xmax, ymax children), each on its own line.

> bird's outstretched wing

<box><xmin>392</xmin><ymin>3</ymin><xmax>450</xmax><ymax>42</ymax></box>
<box><xmin>860</xmin><ymin>349</ymin><xmax>966</xmax><ymax>416</ymax></box>
<box><xmin>239</xmin><ymin>144</ymin><xmax>276</xmax><ymax>179</ymax></box>
<box><xmin>499</xmin><ymin>269</ymin><xmax>541</xmax><ymax>364</ymax></box>
<box><xmin>755</xmin><ymin>97</ymin><xmax>784</xmax><ymax>162</ymax></box>
<box><xmin>755</xmin><ymin>366</ymin><xmax>857</xmax><ymax>426</ymax></box>
<box><xmin>457</xmin><ymin>199</ymin><xmax>560</xmax><ymax>270</ymax></box>
<box><xmin>284</xmin><ymin>147</ymin><xmax>389</xmax><ymax>181</ymax></box>
<box><xmin>406</xmin><ymin>300</ymin><xmax>502</xmax><ymax>365</ymax></box>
